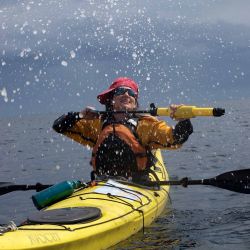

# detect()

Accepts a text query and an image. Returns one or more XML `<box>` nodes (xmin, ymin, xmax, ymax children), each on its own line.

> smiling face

<box><xmin>112</xmin><ymin>87</ymin><xmax>137</xmax><ymax>111</ymax></box>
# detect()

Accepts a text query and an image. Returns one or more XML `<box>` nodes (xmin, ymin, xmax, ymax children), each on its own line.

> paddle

<box><xmin>0</xmin><ymin>182</ymin><xmax>52</xmax><ymax>196</ymax></box>
<box><xmin>96</xmin><ymin>103</ymin><xmax>225</xmax><ymax>119</ymax></box>
<box><xmin>1</xmin><ymin>169</ymin><xmax>249</xmax><ymax>195</ymax></box>
<box><xmin>147</xmin><ymin>169</ymin><xmax>250</xmax><ymax>194</ymax></box>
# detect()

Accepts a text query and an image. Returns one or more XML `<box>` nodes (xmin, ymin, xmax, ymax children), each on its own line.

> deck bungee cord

<box><xmin>0</xmin><ymin>221</ymin><xmax>18</xmax><ymax>235</ymax></box>
<box><xmin>17</xmin><ymin>180</ymin><xmax>157</xmax><ymax>234</ymax></box>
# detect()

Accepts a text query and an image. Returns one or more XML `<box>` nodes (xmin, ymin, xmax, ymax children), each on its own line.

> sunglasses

<box><xmin>113</xmin><ymin>87</ymin><xmax>137</xmax><ymax>98</ymax></box>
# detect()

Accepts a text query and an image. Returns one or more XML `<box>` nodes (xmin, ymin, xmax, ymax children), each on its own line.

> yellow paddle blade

<box><xmin>156</xmin><ymin>106</ymin><xmax>225</xmax><ymax>119</ymax></box>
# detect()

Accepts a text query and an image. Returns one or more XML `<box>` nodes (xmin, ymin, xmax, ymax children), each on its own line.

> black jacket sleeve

<box><xmin>52</xmin><ymin>112</ymin><xmax>81</xmax><ymax>133</ymax></box>
<box><xmin>173</xmin><ymin>119</ymin><xmax>193</xmax><ymax>144</ymax></box>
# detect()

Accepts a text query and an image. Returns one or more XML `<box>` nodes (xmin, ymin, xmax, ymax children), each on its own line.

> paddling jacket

<box><xmin>53</xmin><ymin>112</ymin><xmax>193</xmax><ymax>177</ymax></box>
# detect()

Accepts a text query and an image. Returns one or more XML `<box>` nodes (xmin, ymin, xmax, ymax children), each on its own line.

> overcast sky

<box><xmin>1</xmin><ymin>0</ymin><xmax>250</xmax><ymax>116</ymax></box>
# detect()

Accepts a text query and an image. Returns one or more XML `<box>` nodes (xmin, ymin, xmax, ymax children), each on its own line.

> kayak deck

<box><xmin>0</xmin><ymin>150</ymin><xmax>170</xmax><ymax>250</ymax></box>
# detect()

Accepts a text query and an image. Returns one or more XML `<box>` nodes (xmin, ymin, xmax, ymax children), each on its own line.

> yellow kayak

<box><xmin>0</xmin><ymin>150</ymin><xmax>170</xmax><ymax>250</ymax></box>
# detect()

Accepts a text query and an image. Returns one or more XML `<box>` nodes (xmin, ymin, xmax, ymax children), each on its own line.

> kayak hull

<box><xmin>0</xmin><ymin>150</ymin><xmax>170</xmax><ymax>250</ymax></box>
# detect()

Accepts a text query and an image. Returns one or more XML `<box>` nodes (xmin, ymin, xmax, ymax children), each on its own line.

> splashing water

<box><xmin>0</xmin><ymin>88</ymin><xmax>8</xmax><ymax>102</ymax></box>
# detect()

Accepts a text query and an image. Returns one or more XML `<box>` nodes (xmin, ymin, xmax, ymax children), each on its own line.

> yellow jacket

<box><xmin>54</xmin><ymin>114</ymin><xmax>182</xmax><ymax>150</ymax></box>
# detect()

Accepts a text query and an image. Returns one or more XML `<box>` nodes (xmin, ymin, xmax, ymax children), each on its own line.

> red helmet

<box><xmin>97</xmin><ymin>77</ymin><xmax>139</xmax><ymax>104</ymax></box>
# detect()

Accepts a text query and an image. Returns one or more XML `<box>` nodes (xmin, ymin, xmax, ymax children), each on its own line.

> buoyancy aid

<box><xmin>91</xmin><ymin>119</ymin><xmax>148</xmax><ymax>178</ymax></box>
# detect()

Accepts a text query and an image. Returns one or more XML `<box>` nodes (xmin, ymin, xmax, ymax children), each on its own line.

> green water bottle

<box><xmin>32</xmin><ymin>180</ymin><xmax>82</xmax><ymax>210</ymax></box>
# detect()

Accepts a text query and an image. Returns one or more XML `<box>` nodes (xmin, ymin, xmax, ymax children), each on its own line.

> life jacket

<box><xmin>91</xmin><ymin>120</ymin><xmax>148</xmax><ymax>178</ymax></box>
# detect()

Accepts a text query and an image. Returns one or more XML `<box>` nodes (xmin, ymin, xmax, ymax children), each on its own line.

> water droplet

<box><xmin>70</xmin><ymin>50</ymin><xmax>76</xmax><ymax>58</ymax></box>
<box><xmin>61</xmin><ymin>61</ymin><xmax>68</xmax><ymax>67</ymax></box>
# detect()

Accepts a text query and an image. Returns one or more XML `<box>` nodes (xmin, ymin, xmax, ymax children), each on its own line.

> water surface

<box><xmin>0</xmin><ymin>99</ymin><xmax>249</xmax><ymax>249</ymax></box>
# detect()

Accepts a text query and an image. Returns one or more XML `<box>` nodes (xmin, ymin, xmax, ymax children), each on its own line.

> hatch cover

<box><xmin>27</xmin><ymin>207</ymin><xmax>101</xmax><ymax>224</ymax></box>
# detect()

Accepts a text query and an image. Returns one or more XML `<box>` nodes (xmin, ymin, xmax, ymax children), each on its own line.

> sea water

<box><xmin>0</xmin><ymin>99</ymin><xmax>249</xmax><ymax>249</ymax></box>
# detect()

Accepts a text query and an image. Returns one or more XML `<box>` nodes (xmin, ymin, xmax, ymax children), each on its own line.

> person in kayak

<box><xmin>53</xmin><ymin>77</ymin><xmax>193</xmax><ymax>181</ymax></box>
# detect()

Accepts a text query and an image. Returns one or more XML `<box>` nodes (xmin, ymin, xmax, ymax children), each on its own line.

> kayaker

<box><xmin>53</xmin><ymin>77</ymin><xmax>193</xmax><ymax>181</ymax></box>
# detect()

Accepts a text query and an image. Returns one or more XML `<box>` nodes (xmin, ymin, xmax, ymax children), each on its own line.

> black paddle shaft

<box><xmin>0</xmin><ymin>183</ymin><xmax>51</xmax><ymax>195</ymax></box>
<box><xmin>1</xmin><ymin>169</ymin><xmax>249</xmax><ymax>195</ymax></box>
<box><xmin>149</xmin><ymin>169</ymin><xmax>250</xmax><ymax>194</ymax></box>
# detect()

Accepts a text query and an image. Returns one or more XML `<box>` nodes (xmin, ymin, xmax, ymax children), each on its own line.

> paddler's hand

<box><xmin>79</xmin><ymin>106</ymin><xmax>100</xmax><ymax>120</ymax></box>
<box><xmin>169</xmin><ymin>104</ymin><xmax>186</xmax><ymax>121</ymax></box>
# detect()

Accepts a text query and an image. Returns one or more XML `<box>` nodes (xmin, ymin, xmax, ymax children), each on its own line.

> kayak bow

<box><xmin>0</xmin><ymin>150</ymin><xmax>170</xmax><ymax>250</ymax></box>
